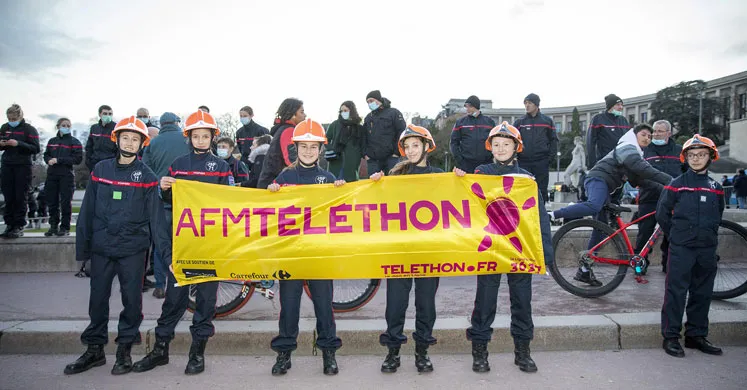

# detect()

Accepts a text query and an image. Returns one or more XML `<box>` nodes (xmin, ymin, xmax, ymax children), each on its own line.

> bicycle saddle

<box><xmin>604</xmin><ymin>203</ymin><xmax>632</xmax><ymax>214</ymax></box>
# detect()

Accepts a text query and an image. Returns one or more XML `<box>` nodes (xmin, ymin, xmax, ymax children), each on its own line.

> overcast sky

<box><xmin>1</xmin><ymin>0</ymin><xmax>746</xmax><ymax>135</ymax></box>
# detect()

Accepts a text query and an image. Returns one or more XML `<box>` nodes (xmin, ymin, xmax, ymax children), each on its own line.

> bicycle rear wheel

<box><xmin>713</xmin><ymin>220</ymin><xmax>747</xmax><ymax>299</ymax></box>
<box><xmin>303</xmin><ymin>279</ymin><xmax>381</xmax><ymax>312</ymax></box>
<box><xmin>550</xmin><ymin>219</ymin><xmax>630</xmax><ymax>298</ymax></box>
<box><xmin>187</xmin><ymin>281</ymin><xmax>255</xmax><ymax>318</ymax></box>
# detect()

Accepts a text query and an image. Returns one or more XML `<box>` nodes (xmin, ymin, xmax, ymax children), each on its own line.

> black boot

<box><xmin>64</xmin><ymin>344</ymin><xmax>106</xmax><ymax>375</ymax></box>
<box><xmin>663</xmin><ymin>338</ymin><xmax>685</xmax><ymax>358</ymax></box>
<box><xmin>414</xmin><ymin>343</ymin><xmax>433</xmax><ymax>373</ymax></box>
<box><xmin>684</xmin><ymin>336</ymin><xmax>723</xmax><ymax>356</ymax></box>
<box><xmin>5</xmin><ymin>226</ymin><xmax>23</xmax><ymax>239</ymax></box>
<box><xmin>514</xmin><ymin>340</ymin><xmax>537</xmax><ymax>373</ymax></box>
<box><xmin>45</xmin><ymin>225</ymin><xmax>58</xmax><ymax>237</ymax></box>
<box><xmin>574</xmin><ymin>268</ymin><xmax>602</xmax><ymax>287</ymax></box>
<box><xmin>471</xmin><ymin>342</ymin><xmax>490</xmax><ymax>373</ymax></box>
<box><xmin>132</xmin><ymin>339</ymin><xmax>169</xmax><ymax>373</ymax></box>
<box><xmin>322</xmin><ymin>350</ymin><xmax>339</xmax><ymax>375</ymax></box>
<box><xmin>185</xmin><ymin>339</ymin><xmax>207</xmax><ymax>375</ymax></box>
<box><xmin>56</xmin><ymin>227</ymin><xmax>70</xmax><ymax>236</ymax></box>
<box><xmin>111</xmin><ymin>343</ymin><xmax>133</xmax><ymax>375</ymax></box>
<box><xmin>271</xmin><ymin>351</ymin><xmax>292</xmax><ymax>376</ymax></box>
<box><xmin>381</xmin><ymin>347</ymin><xmax>401</xmax><ymax>373</ymax></box>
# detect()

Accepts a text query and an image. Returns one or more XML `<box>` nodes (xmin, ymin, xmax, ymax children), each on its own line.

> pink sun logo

<box><xmin>470</xmin><ymin>176</ymin><xmax>536</xmax><ymax>253</ymax></box>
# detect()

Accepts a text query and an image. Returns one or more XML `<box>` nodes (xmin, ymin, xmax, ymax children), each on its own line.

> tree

<box><xmin>427</xmin><ymin>118</ymin><xmax>456</xmax><ymax>171</ymax></box>
<box><xmin>215</xmin><ymin>113</ymin><xmax>241</xmax><ymax>140</ymax></box>
<box><xmin>570</xmin><ymin>107</ymin><xmax>582</xmax><ymax>138</ymax></box>
<box><xmin>556</xmin><ymin>107</ymin><xmax>583</xmax><ymax>170</ymax></box>
<box><xmin>650</xmin><ymin>80</ymin><xmax>726</xmax><ymax>144</ymax></box>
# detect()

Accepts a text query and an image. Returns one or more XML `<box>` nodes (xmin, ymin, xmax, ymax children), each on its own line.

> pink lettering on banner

<box><xmin>355</xmin><ymin>204</ymin><xmax>378</xmax><ymax>232</ymax></box>
<box><xmin>223</xmin><ymin>208</ymin><xmax>251</xmax><ymax>237</ymax></box>
<box><xmin>200</xmin><ymin>208</ymin><xmax>220</xmax><ymax>237</ymax></box>
<box><xmin>303</xmin><ymin>207</ymin><xmax>326</xmax><ymax>234</ymax></box>
<box><xmin>277</xmin><ymin>206</ymin><xmax>301</xmax><ymax>236</ymax></box>
<box><xmin>441</xmin><ymin>200</ymin><xmax>471</xmax><ymax>229</ymax></box>
<box><xmin>381</xmin><ymin>202</ymin><xmax>407</xmax><ymax>231</ymax></box>
<box><xmin>329</xmin><ymin>204</ymin><xmax>353</xmax><ymax>233</ymax></box>
<box><xmin>409</xmin><ymin>200</ymin><xmax>439</xmax><ymax>231</ymax></box>
<box><xmin>253</xmin><ymin>208</ymin><xmax>276</xmax><ymax>237</ymax></box>
<box><xmin>175</xmin><ymin>208</ymin><xmax>198</xmax><ymax>236</ymax></box>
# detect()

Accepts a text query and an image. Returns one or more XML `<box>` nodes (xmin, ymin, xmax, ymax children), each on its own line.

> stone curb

<box><xmin>1</xmin><ymin>311</ymin><xmax>745</xmax><ymax>355</ymax></box>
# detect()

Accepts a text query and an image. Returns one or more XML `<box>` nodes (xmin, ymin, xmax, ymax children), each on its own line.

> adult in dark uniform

<box><xmin>514</xmin><ymin>93</ymin><xmax>557</xmax><ymax>204</ymax></box>
<box><xmin>43</xmin><ymin>117</ymin><xmax>83</xmax><ymax>236</ymax></box>
<box><xmin>450</xmin><ymin>95</ymin><xmax>495</xmax><ymax>174</ymax></box>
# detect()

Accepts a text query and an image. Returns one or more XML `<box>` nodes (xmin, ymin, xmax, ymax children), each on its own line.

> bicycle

<box><xmin>549</xmin><ymin>203</ymin><xmax>747</xmax><ymax>299</ymax></box>
<box><xmin>188</xmin><ymin>279</ymin><xmax>381</xmax><ymax>318</ymax></box>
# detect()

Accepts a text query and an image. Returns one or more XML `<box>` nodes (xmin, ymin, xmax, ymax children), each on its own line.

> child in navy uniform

<box><xmin>268</xmin><ymin>119</ymin><xmax>345</xmax><ymax>377</ymax></box>
<box><xmin>657</xmin><ymin>134</ymin><xmax>725</xmax><ymax>358</ymax></box>
<box><xmin>133</xmin><ymin>111</ymin><xmax>232</xmax><ymax>376</ymax></box>
<box><xmin>65</xmin><ymin>116</ymin><xmax>169</xmax><ymax>376</ymax></box>
<box><xmin>370</xmin><ymin>125</ymin><xmax>442</xmax><ymax>373</ymax></box>
<box><xmin>455</xmin><ymin>122</ymin><xmax>553</xmax><ymax>374</ymax></box>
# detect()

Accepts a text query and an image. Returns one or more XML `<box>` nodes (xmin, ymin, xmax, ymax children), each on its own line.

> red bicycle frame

<box><xmin>587</xmin><ymin>210</ymin><xmax>663</xmax><ymax>266</ymax></box>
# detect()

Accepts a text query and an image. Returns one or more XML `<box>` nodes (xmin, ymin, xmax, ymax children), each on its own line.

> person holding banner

<box><xmin>132</xmin><ymin>111</ymin><xmax>232</xmax><ymax>376</ymax></box>
<box><xmin>64</xmin><ymin>117</ymin><xmax>170</xmax><ymax>376</ymax></box>
<box><xmin>370</xmin><ymin>125</ymin><xmax>443</xmax><ymax>374</ymax></box>
<box><xmin>267</xmin><ymin>119</ymin><xmax>345</xmax><ymax>377</ymax></box>
<box><xmin>216</xmin><ymin>136</ymin><xmax>250</xmax><ymax>186</ymax></box>
<box><xmin>454</xmin><ymin>122</ymin><xmax>553</xmax><ymax>374</ymax></box>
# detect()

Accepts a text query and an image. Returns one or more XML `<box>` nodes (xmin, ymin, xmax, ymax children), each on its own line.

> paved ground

<box><xmin>1</xmin><ymin>271</ymin><xmax>745</xmax><ymax>322</ymax></box>
<box><xmin>1</xmin><ymin>348</ymin><xmax>745</xmax><ymax>390</ymax></box>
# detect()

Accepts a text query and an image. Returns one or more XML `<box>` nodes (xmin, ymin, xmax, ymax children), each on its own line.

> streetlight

<box><xmin>556</xmin><ymin>151</ymin><xmax>561</xmax><ymax>183</ymax></box>
<box><xmin>698</xmin><ymin>88</ymin><xmax>705</xmax><ymax>134</ymax></box>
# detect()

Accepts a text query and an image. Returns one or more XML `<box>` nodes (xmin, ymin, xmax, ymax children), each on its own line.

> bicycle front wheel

<box><xmin>713</xmin><ymin>220</ymin><xmax>747</xmax><ymax>300</ymax></box>
<box><xmin>303</xmin><ymin>279</ymin><xmax>381</xmax><ymax>312</ymax></box>
<box><xmin>550</xmin><ymin>219</ymin><xmax>630</xmax><ymax>298</ymax></box>
<box><xmin>187</xmin><ymin>281</ymin><xmax>254</xmax><ymax>318</ymax></box>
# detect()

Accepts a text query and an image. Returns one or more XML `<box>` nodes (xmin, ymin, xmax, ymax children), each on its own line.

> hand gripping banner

<box><xmin>171</xmin><ymin>174</ymin><xmax>545</xmax><ymax>285</ymax></box>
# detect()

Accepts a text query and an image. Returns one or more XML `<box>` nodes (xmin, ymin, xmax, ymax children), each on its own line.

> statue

<box><xmin>564</xmin><ymin>136</ymin><xmax>587</xmax><ymax>188</ymax></box>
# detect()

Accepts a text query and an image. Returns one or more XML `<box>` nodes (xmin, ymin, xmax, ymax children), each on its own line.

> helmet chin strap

<box><xmin>494</xmin><ymin>150</ymin><xmax>517</xmax><ymax>167</ymax></box>
<box><xmin>116</xmin><ymin>137</ymin><xmax>142</xmax><ymax>158</ymax></box>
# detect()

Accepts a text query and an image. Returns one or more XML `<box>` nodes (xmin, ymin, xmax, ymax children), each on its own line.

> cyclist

<box><xmin>657</xmin><ymin>134</ymin><xmax>724</xmax><ymax>358</ymax></box>
<box><xmin>370</xmin><ymin>125</ymin><xmax>442</xmax><ymax>374</ymax></box>
<box><xmin>549</xmin><ymin>124</ymin><xmax>672</xmax><ymax>286</ymax></box>
<box><xmin>132</xmin><ymin>111</ymin><xmax>232</xmax><ymax>375</ymax></box>
<box><xmin>267</xmin><ymin>119</ymin><xmax>345</xmax><ymax>377</ymax></box>
<box><xmin>64</xmin><ymin>117</ymin><xmax>169</xmax><ymax>376</ymax></box>
<box><xmin>454</xmin><ymin>122</ymin><xmax>553</xmax><ymax>374</ymax></box>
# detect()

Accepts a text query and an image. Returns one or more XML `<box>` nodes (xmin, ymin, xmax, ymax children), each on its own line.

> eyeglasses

<box><xmin>687</xmin><ymin>152</ymin><xmax>710</xmax><ymax>159</ymax></box>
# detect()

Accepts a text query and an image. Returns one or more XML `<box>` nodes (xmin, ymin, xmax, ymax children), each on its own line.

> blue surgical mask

<box><xmin>368</xmin><ymin>102</ymin><xmax>380</xmax><ymax>111</ymax></box>
<box><xmin>137</xmin><ymin>117</ymin><xmax>149</xmax><ymax>123</ymax></box>
<box><xmin>217</xmin><ymin>148</ymin><xmax>229</xmax><ymax>158</ymax></box>
<box><xmin>240</xmin><ymin>117</ymin><xmax>251</xmax><ymax>126</ymax></box>
<box><xmin>101</xmin><ymin>115</ymin><xmax>113</xmax><ymax>124</ymax></box>
<box><xmin>340</xmin><ymin>111</ymin><xmax>350</xmax><ymax>120</ymax></box>
<box><xmin>651</xmin><ymin>139</ymin><xmax>666</xmax><ymax>146</ymax></box>
<box><xmin>8</xmin><ymin>121</ymin><xmax>20</xmax><ymax>127</ymax></box>
<box><xmin>59</xmin><ymin>127</ymin><xmax>71</xmax><ymax>135</ymax></box>
<box><xmin>610</xmin><ymin>110</ymin><xmax>623</xmax><ymax>116</ymax></box>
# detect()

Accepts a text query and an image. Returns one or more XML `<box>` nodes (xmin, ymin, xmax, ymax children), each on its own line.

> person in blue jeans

<box><xmin>549</xmin><ymin>124</ymin><xmax>672</xmax><ymax>286</ymax></box>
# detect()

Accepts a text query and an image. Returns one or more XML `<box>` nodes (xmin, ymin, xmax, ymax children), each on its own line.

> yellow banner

<box><xmin>172</xmin><ymin>174</ymin><xmax>545</xmax><ymax>285</ymax></box>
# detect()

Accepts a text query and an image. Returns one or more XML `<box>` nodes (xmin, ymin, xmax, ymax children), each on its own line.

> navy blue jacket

<box><xmin>391</xmin><ymin>165</ymin><xmax>444</xmax><ymax>176</ymax></box>
<box><xmin>162</xmin><ymin>152</ymin><xmax>233</xmax><ymax>204</ymax></box>
<box><xmin>85</xmin><ymin>120</ymin><xmax>117</xmax><ymax>171</ymax></box>
<box><xmin>513</xmin><ymin>111</ymin><xmax>558</xmax><ymax>162</ymax></box>
<box><xmin>76</xmin><ymin>158</ymin><xmax>170</xmax><ymax>261</ymax></box>
<box><xmin>586</xmin><ymin>112</ymin><xmax>630</xmax><ymax>167</ymax></box>
<box><xmin>734</xmin><ymin>174</ymin><xmax>747</xmax><ymax>197</ymax></box>
<box><xmin>362</xmin><ymin>102</ymin><xmax>407</xmax><ymax>160</ymax></box>
<box><xmin>450</xmin><ymin>113</ymin><xmax>495</xmax><ymax>166</ymax></box>
<box><xmin>235</xmin><ymin>121</ymin><xmax>269</xmax><ymax>164</ymax></box>
<box><xmin>474</xmin><ymin>162</ymin><xmax>554</xmax><ymax>265</ymax></box>
<box><xmin>275</xmin><ymin>164</ymin><xmax>336</xmax><ymax>186</ymax></box>
<box><xmin>0</xmin><ymin>119</ymin><xmax>40</xmax><ymax>165</ymax></box>
<box><xmin>142</xmin><ymin>123</ymin><xmax>191</xmax><ymax>179</ymax></box>
<box><xmin>637</xmin><ymin>140</ymin><xmax>684</xmax><ymax>204</ymax></box>
<box><xmin>44</xmin><ymin>132</ymin><xmax>83</xmax><ymax>176</ymax></box>
<box><xmin>225</xmin><ymin>155</ymin><xmax>250</xmax><ymax>187</ymax></box>
<box><xmin>656</xmin><ymin>169</ymin><xmax>724</xmax><ymax>248</ymax></box>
